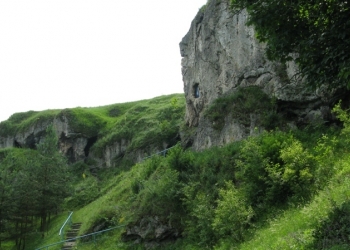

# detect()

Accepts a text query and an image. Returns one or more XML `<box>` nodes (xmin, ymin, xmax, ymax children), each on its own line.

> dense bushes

<box><xmin>204</xmin><ymin>86</ymin><xmax>279</xmax><ymax>130</ymax></box>
<box><xmin>312</xmin><ymin>201</ymin><xmax>350</xmax><ymax>249</ymax></box>
<box><xmin>236</xmin><ymin>131</ymin><xmax>317</xmax><ymax>207</ymax></box>
<box><xmin>0</xmin><ymin>126</ymin><xmax>71</xmax><ymax>248</ymax></box>
<box><xmin>120</xmin><ymin>122</ymin><xmax>342</xmax><ymax>248</ymax></box>
<box><xmin>213</xmin><ymin>182</ymin><xmax>254</xmax><ymax>242</ymax></box>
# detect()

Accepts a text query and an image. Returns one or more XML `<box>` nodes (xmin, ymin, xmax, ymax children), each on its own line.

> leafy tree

<box><xmin>0</xmin><ymin>155</ymin><xmax>15</xmax><ymax>246</ymax></box>
<box><xmin>35</xmin><ymin>125</ymin><xmax>70</xmax><ymax>231</ymax></box>
<box><xmin>212</xmin><ymin>182</ymin><xmax>254</xmax><ymax>243</ymax></box>
<box><xmin>11</xmin><ymin>163</ymin><xmax>39</xmax><ymax>250</ymax></box>
<box><xmin>230</xmin><ymin>0</ymin><xmax>350</xmax><ymax>89</ymax></box>
<box><xmin>0</xmin><ymin>149</ymin><xmax>40</xmax><ymax>249</ymax></box>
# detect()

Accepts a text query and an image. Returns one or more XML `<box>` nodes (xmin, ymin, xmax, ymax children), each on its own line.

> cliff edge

<box><xmin>180</xmin><ymin>0</ymin><xmax>339</xmax><ymax>150</ymax></box>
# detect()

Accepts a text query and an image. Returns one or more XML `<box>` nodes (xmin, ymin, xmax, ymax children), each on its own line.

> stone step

<box><xmin>66</xmin><ymin>235</ymin><xmax>78</xmax><ymax>239</ymax></box>
<box><xmin>61</xmin><ymin>222</ymin><xmax>82</xmax><ymax>250</ymax></box>
<box><xmin>66</xmin><ymin>232</ymin><xmax>78</xmax><ymax>237</ymax></box>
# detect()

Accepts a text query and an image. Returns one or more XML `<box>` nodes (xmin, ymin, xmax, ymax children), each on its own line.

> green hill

<box><xmin>1</xmin><ymin>95</ymin><xmax>350</xmax><ymax>250</ymax></box>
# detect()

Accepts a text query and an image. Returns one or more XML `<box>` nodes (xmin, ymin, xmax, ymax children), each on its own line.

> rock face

<box><xmin>180</xmin><ymin>0</ymin><xmax>337</xmax><ymax>150</ymax></box>
<box><xmin>0</xmin><ymin>116</ymin><xmax>90</xmax><ymax>163</ymax></box>
<box><xmin>122</xmin><ymin>216</ymin><xmax>179</xmax><ymax>248</ymax></box>
<box><xmin>0</xmin><ymin>116</ymin><xmax>158</xmax><ymax>167</ymax></box>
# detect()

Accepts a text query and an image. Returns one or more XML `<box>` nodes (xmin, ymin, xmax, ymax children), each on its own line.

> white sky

<box><xmin>0</xmin><ymin>0</ymin><xmax>207</xmax><ymax>122</ymax></box>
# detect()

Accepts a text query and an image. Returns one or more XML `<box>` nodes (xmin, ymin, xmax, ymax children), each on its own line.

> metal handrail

<box><xmin>35</xmin><ymin>225</ymin><xmax>125</xmax><ymax>250</ymax></box>
<box><xmin>59</xmin><ymin>211</ymin><xmax>73</xmax><ymax>239</ymax></box>
<box><xmin>142</xmin><ymin>145</ymin><xmax>176</xmax><ymax>160</ymax></box>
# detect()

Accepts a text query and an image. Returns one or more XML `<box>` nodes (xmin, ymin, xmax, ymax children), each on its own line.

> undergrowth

<box><xmin>7</xmin><ymin>100</ymin><xmax>350</xmax><ymax>250</ymax></box>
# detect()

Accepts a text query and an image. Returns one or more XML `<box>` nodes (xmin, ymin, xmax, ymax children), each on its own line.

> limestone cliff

<box><xmin>0</xmin><ymin>115</ymin><xmax>99</xmax><ymax>164</ymax></box>
<box><xmin>180</xmin><ymin>0</ymin><xmax>340</xmax><ymax>150</ymax></box>
<box><xmin>0</xmin><ymin>95</ymin><xmax>185</xmax><ymax>168</ymax></box>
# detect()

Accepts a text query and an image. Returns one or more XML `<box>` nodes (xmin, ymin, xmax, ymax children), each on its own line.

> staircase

<box><xmin>61</xmin><ymin>222</ymin><xmax>82</xmax><ymax>250</ymax></box>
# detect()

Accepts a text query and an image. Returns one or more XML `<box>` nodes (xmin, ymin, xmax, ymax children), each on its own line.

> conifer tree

<box><xmin>35</xmin><ymin>125</ymin><xmax>70</xmax><ymax>232</ymax></box>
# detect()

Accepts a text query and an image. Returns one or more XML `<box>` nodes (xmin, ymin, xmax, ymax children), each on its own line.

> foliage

<box><xmin>0</xmin><ymin>110</ymin><xmax>59</xmax><ymax>137</ymax></box>
<box><xmin>0</xmin><ymin>126</ymin><xmax>71</xmax><ymax>249</ymax></box>
<box><xmin>65</xmin><ymin>175</ymin><xmax>100</xmax><ymax>209</ymax></box>
<box><xmin>212</xmin><ymin>182</ymin><xmax>254</xmax><ymax>243</ymax></box>
<box><xmin>230</xmin><ymin>0</ymin><xmax>350</xmax><ymax>89</ymax></box>
<box><xmin>30</xmin><ymin>118</ymin><xmax>349</xmax><ymax>250</ymax></box>
<box><xmin>59</xmin><ymin>108</ymin><xmax>107</xmax><ymax>137</ymax></box>
<box><xmin>236</xmin><ymin>131</ymin><xmax>294</xmax><ymax>206</ymax></box>
<box><xmin>204</xmin><ymin>86</ymin><xmax>278</xmax><ymax>130</ymax></box>
<box><xmin>91</xmin><ymin>94</ymin><xmax>185</xmax><ymax>160</ymax></box>
<box><xmin>36</xmin><ymin>126</ymin><xmax>71</xmax><ymax>231</ymax></box>
<box><xmin>20</xmin><ymin>101</ymin><xmax>350</xmax><ymax>250</ymax></box>
<box><xmin>312</xmin><ymin>201</ymin><xmax>350</xmax><ymax>249</ymax></box>
<box><xmin>182</xmin><ymin>186</ymin><xmax>217</xmax><ymax>246</ymax></box>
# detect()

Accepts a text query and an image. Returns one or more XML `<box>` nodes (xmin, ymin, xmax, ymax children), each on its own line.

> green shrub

<box><xmin>167</xmin><ymin>144</ymin><xmax>194</xmax><ymax>173</ymax></box>
<box><xmin>65</xmin><ymin>176</ymin><xmax>100</xmax><ymax>209</ymax></box>
<box><xmin>212</xmin><ymin>182</ymin><xmax>254</xmax><ymax>243</ymax></box>
<box><xmin>182</xmin><ymin>184</ymin><xmax>217</xmax><ymax>247</ymax></box>
<box><xmin>136</xmin><ymin>163</ymin><xmax>181</xmax><ymax>218</ymax></box>
<box><xmin>59</xmin><ymin>108</ymin><xmax>107</xmax><ymax>137</ymax></box>
<box><xmin>236</xmin><ymin>131</ymin><xmax>316</xmax><ymax>207</ymax></box>
<box><xmin>204</xmin><ymin>86</ymin><xmax>278</xmax><ymax>130</ymax></box>
<box><xmin>312</xmin><ymin>201</ymin><xmax>350</xmax><ymax>249</ymax></box>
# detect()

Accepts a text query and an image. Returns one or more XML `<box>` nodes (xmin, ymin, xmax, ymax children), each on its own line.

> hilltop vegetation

<box><xmin>230</xmin><ymin>0</ymin><xmax>350</xmax><ymax>90</ymax></box>
<box><xmin>0</xmin><ymin>94</ymin><xmax>186</xmax><ymax>249</ymax></box>
<box><xmin>1</xmin><ymin>93</ymin><xmax>350</xmax><ymax>250</ymax></box>
<box><xmin>65</xmin><ymin>103</ymin><xmax>350</xmax><ymax>250</ymax></box>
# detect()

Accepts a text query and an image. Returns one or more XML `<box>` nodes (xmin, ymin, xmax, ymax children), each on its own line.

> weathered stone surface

<box><xmin>122</xmin><ymin>216</ymin><xmax>179</xmax><ymax>247</ymax></box>
<box><xmin>180</xmin><ymin>0</ymin><xmax>337</xmax><ymax>150</ymax></box>
<box><xmin>0</xmin><ymin>116</ymin><xmax>89</xmax><ymax>162</ymax></box>
<box><xmin>0</xmin><ymin>116</ymin><xmax>168</xmax><ymax>168</ymax></box>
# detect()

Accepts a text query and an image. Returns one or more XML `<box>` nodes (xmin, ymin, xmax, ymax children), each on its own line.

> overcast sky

<box><xmin>0</xmin><ymin>0</ymin><xmax>207</xmax><ymax>122</ymax></box>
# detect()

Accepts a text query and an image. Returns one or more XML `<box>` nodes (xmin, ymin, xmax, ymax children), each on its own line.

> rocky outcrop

<box><xmin>0</xmin><ymin>115</ymin><xmax>170</xmax><ymax>168</ymax></box>
<box><xmin>180</xmin><ymin>0</ymin><xmax>339</xmax><ymax>150</ymax></box>
<box><xmin>0</xmin><ymin>116</ymin><xmax>90</xmax><ymax>163</ymax></box>
<box><xmin>122</xmin><ymin>216</ymin><xmax>179</xmax><ymax>248</ymax></box>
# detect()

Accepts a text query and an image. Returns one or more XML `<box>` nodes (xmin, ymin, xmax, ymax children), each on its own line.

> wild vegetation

<box><xmin>230</xmin><ymin>0</ymin><xmax>350</xmax><ymax>89</ymax></box>
<box><xmin>69</xmin><ymin>103</ymin><xmax>349</xmax><ymax>250</ymax></box>
<box><xmin>0</xmin><ymin>126</ymin><xmax>70</xmax><ymax>249</ymax></box>
<box><xmin>1</xmin><ymin>93</ymin><xmax>350</xmax><ymax>250</ymax></box>
<box><xmin>1</xmin><ymin>0</ymin><xmax>350</xmax><ymax>249</ymax></box>
<box><xmin>204</xmin><ymin>86</ymin><xmax>279</xmax><ymax>130</ymax></box>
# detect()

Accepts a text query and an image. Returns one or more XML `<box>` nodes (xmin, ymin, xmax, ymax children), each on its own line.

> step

<box><xmin>66</xmin><ymin>236</ymin><xmax>77</xmax><ymax>240</ymax></box>
<box><xmin>61</xmin><ymin>241</ymin><xmax>76</xmax><ymax>250</ymax></box>
<box><xmin>61</xmin><ymin>222</ymin><xmax>82</xmax><ymax>250</ymax></box>
<box><xmin>67</xmin><ymin>232</ymin><xmax>79</xmax><ymax>235</ymax></box>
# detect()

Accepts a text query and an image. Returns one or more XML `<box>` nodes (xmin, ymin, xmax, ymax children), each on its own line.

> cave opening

<box><xmin>193</xmin><ymin>83</ymin><xmax>200</xmax><ymax>98</ymax></box>
<box><xmin>84</xmin><ymin>136</ymin><xmax>97</xmax><ymax>157</ymax></box>
<box><xmin>25</xmin><ymin>134</ymin><xmax>37</xmax><ymax>149</ymax></box>
<box><xmin>67</xmin><ymin>147</ymin><xmax>75</xmax><ymax>163</ymax></box>
<box><xmin>14</xmin><ymin>140</ymin><xmax>22</xmax><ymax>148</ymax></box>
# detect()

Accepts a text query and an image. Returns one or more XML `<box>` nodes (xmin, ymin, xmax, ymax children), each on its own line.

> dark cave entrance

<box><xmin>14</xmin><ymin>140</ymin><xmax>22</xmax><ymax>148</ymax></box>
<box><xmin>84</xmin><ymin>136</ymin><xmax>97</xmax><ymax>157</ymax></box>
<box><xmin>193</xmin><ymin>83</ymin><xmax>200</xmax><ymax>98</ymax></box>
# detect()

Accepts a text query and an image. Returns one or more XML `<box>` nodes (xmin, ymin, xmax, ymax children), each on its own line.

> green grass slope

<box><xmin>36</xmin><ymin>125</ymin><xmax>350</xmax><ymax>249</ymax></box>
<box><xmin>42</xmin><ymin>123</ymin><xmax>350</xmax><ymax>250</ymax></box>
<box><xmin>4</xmin><ymin>97</ymin><xmax>350</xmax><ymax>250</ymax></box>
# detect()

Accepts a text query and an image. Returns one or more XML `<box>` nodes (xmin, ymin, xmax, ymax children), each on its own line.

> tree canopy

<box><xmin>230</xmin><ymin>0</ymin><xmax>350</xmax><ymax>89</ymax></box>
<box><xmin>0</xmin><ymin>126</ymin><xmax>70</xmax><ymax>249</ymax></box>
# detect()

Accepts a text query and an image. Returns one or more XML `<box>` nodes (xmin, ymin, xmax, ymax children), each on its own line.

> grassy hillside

<box><xmin>33</xmin><ymin>118</ymin><xmax>350</xmax><ymax>250</ymax></box>
<box><xmin>0</xmin><ymin>94</ymin><xmax>186</xmax><ymax>250</ymax></box>
<box><xmin>3</xmin><ymin>96</ymin><xmax>350</xmax><ymax>250</ymax></box>
<box><xmin>0</xmin><ymin>94</ymin><xmax>185</xmax><ymax>169</ymax></box>
<box><xmin>34</xmin><ymin>103</ymin><xmax>350</xmax><ymax>249</ymax></box>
